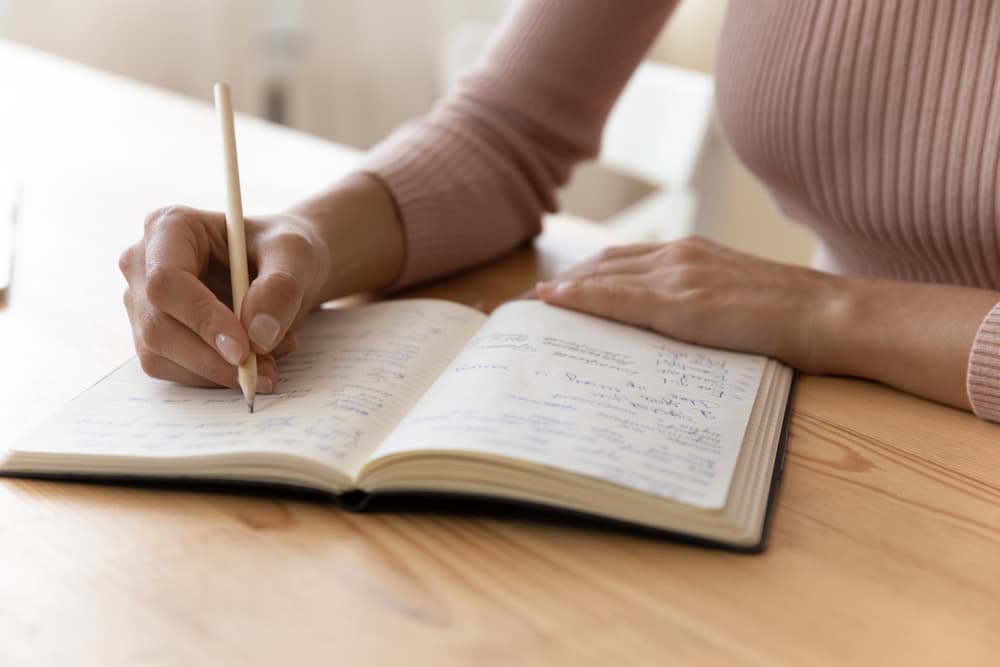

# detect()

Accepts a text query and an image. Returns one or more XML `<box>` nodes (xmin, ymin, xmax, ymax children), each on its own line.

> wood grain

<box><xmin>3</xmin><ymin>250</ymin><xmax>999</xmax><ymax>666</ymax></box>
<box><xmin>2</xmin><ymin>39</ymin><xmax>998</xmax><ymax>667</ymax></box>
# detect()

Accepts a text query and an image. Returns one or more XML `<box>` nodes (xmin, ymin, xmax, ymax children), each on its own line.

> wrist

<box><xmin>804</xmin><ymin>274</ymin><xmax>875</xmax><ymax>376</ymax></box>
<box><xmin>287</xmin><ymin>172</ymin><xmax>405</xmax><ymax>305</ymax></box>
<box><xmin>808</xmin><ymin>276</ymin><xmax>998</xmax><ymax>410</ymax></box>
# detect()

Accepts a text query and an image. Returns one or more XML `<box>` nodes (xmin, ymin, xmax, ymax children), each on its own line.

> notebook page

<box><xmin>372</xmin><ymin>301</ymin><xmax>766</xmax><ymax>509</ymax></box>
<box><xmin>11</xmin><ymin>300</ymin><xmax>485</xmax><ymax>479</ymax></box>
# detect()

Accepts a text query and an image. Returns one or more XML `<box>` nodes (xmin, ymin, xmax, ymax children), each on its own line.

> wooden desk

<box><xmin>2</xmin><ymin>41</ymin><xmax>998</xmax><ymax>667</ymax></box>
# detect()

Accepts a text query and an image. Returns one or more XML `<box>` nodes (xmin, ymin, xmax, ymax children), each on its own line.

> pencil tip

<box><xmin>249</xmin><ymin>399</ymin><xmax>255</xmax><ymax>414</ymax></box>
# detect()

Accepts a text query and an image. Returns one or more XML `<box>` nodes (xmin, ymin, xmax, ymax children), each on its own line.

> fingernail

<box><xmin>257</xmin><ymin>376</ymin><xmax>274</xmax><ymax>394</ymax></box>
<box><xmin>215</xmin><ymin>333</ymin><xmax>243</xmax><ymax>366</ymax></box>
<box><xmin>249</xmin><ymin>314</ymin><xmax>281</xmax><ymax>351</ymax></box>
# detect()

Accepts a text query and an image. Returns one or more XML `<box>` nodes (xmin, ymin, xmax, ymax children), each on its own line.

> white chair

<box><xmin>438</xmin><ymin>21</ymin><xmax>727</xmax><ymax>244</ymax></box>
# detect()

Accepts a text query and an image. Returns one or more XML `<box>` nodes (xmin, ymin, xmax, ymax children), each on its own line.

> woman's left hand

<box><xmin>536</xmin><ymin>237</ymin><xmax>845</xmax><ymax>373</ymax></box>
<box><xmin>537</xmin><ymin>236</ymin><xmax>1000</xmax><ymax>415</ymax></box>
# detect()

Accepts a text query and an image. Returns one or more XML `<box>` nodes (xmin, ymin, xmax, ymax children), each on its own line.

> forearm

<box><xmin>818</xmin><ymin>277</ymin><xmax>1000</xmax><ymax>411</ymax></box>
<box><xmin>286</xmin><ymin>172</ymin><xmax>405</xmax><ymax>305</ymax></box>
<box><xmin>362</xmin><ymin>0</ymin><xmax>678</xmax><ymax>287</ymax></box>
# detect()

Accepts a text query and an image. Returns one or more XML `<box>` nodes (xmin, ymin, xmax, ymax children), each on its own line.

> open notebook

<box><xmin>2</xmin><ymin>299</ymin><xmax>794</xmax><ymax>550</ymax></box>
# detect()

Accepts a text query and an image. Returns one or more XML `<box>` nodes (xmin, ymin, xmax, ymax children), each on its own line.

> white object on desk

<box><xmin>438</xmin><ymin>23</ymin><xmax>727</xmax><ymax>243</ymax></box>
<box><xmin>601</xmin><ymin>61</ymin><xmax>725</xmax><ymax>242</ymax></box>
<box><xmin>0</xmin><ymin>184</ymin><xmax>13</xmax><ymax>299</ymax></box>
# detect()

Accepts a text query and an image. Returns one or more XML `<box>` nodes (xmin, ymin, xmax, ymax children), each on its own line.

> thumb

<box><xmin>242</xmin><ymin>232</ymin><xmax>316</xmax><ymax>354</ymax></box>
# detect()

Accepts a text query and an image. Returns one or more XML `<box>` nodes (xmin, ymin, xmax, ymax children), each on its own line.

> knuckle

<box><xmin>598</xmin><ymin>244</ymin><xmax>640</xmax><ymax>262</ymax></box>
<box><xmin>143</xmin><ymin>205</ymin><xmax>194</xmax><ymax>235</ymax></box>
<box><xmin>660</xmin><ymin>239</ymin><xmax>700</xmax><ymax>263</ymax></box>
<box><xmin>270</xmin><ymin>230</ymin><xmax>314</xmax><ymax>259</ymax></box>
<box><xmin>144</xmin><ymin>266</ymin><xmax>173</xmax><ymax>307</ymax></box>
<box><xmin>262</xmin><ymin>269</ymin><xmax>304</xmax><ymax>304</ymax></box>
<box><xmin>137</xmin><ymin>349</ymin><xmax>163</xmax><ymax>379</ymax></box>
<box><xmin>600</xmin><ymin>279</ymin><xmax>632</xmax><ymax>299</ymax></box>
<box><xmin>675</xmin><ymin>284</ymin><xmax>710</xmax><ymax>304</ymax></box>
<box><xmin>604</xmin><ymin>283</ymin><xmax>653</xmax><ymax>327</ymax></box>
<box><xmin>583</xmin><ymin>277</ymin><xmax>633</xmax><ymax>306</ymax></box>
<box><xmin>596</xmin><ymin>246</ymin><xmax>621</xmax><ymax>262</ymax></box>
<box><xmin>118</xmin><ymin>244</ymin><xmax>139</xmax><ymax>277</ymax></box>
<box><xmin>191</xmin><ymin>297</ymin><xmax>222</xmax><ymax>343</ymax></box>
<box><xmin>668</xmin><ymin>264</ymin><xmax>701</xmax><ymax>288</ymax></box>
<box><xmin>138</xmin><ymin>312</ymin><xmax>163</xmax><ymax>354</ymax></box>
<box><xmin>678</xmin><ymin>235</ymin><xmax>713</xmax><ymax>250</ymax></box>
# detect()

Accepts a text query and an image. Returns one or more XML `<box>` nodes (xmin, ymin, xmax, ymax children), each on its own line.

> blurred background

<box><xmin>0</xmin><ymin>0</ymin><xmax>814</xmax><ymax>265</ymax></box>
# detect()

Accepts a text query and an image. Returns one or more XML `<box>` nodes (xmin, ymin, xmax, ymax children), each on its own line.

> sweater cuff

<box><xmin>359</xmin><ymin>122</ymin><xmax>478</xmax><ymax>290</ymax></box>
<box><xmin>967</xmin><ymin>301</ymin><xmax>1000</xmax><ymax>422</ymax></box>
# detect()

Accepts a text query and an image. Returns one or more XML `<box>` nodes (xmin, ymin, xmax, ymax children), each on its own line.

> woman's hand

<box><xmin>536</xmin><ymin>237</ymin><xmax>841</xmax><ymax>372</ymax></box>
<box><xmin>119</xmin><ymin>173</ymin><xmax>404</xmax><ymax>391</ymax></box>
<box><xmin>536</xmin><ymin>236</ymin><xmax>1000</xmax><ymax>412</ymax></box>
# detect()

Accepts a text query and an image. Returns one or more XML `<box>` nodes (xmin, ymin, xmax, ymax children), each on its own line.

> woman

<box><xmin>119</xmin><ymin>0</ymin><xmax>1000</xmax><ymax>423</ymax></box>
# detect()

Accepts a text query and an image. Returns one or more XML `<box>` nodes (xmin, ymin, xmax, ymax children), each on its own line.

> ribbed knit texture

<box><xmin>363</xmin><ymin>0</ymin><xmax>678</xmax><ymax>286</ymax></box>
<box><xmin>363</xmin><ymin>0</ymin><xmax>1000</xmax><ymax>422</ymax></box>
<box><xmin>969</xmin><ymin>304</ymin><xmax>1000</xmax><ymax>420</ymax></box>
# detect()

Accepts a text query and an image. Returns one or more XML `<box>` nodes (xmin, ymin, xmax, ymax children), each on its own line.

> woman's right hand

<box><xmin>119</xmin><ymin>172</ymin><xmax>404</xmax><ymax>392</ymax></box>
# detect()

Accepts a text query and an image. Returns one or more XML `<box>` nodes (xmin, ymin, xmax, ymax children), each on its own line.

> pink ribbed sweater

<box><xmin>364</xmin><ymin>0</ymin><xmax>1000</xmax><ymax>422</ymax></box>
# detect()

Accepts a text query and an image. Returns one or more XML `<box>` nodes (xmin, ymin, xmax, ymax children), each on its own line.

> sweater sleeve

<box><xmin>968</xmin><ymin>302</ymin><xmax>1000</xmax><ymax>423</ymax></box>
<box><xmin>361</xmin><ymin>0</ymin><xmax>678</xmax><ymax>288</ymax></box>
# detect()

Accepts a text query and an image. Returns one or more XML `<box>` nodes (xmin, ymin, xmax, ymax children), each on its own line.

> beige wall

<box><xmin>0</xmin><ymin>0</ymin><xmax>813</xmax><ymax>264</ymax></box>
<box><xmin>0</xmin><ymin>0</ymin><xmax>509</xmax><ymax>145</ymax></box>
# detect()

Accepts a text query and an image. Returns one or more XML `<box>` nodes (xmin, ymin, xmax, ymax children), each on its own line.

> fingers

<box><xmin>538</xmin><ymin>238</ymin><xmax>718</xmax><ymax>291</ymax></box>
<box><xmin>136</xmin><ymin>352</ymin><xmax>229</xmax><ymax>389</ymax></box>
<box><xmin>120</xmin><ymin>205</ymin><xmax>334</xmax><ymax>390</ymax></box>
<box><xmin>579</xmin><ymin>252</ymin><xmax>662</xmax><ymax>278</ymax></box>
<box><xmin>143</xmin><ymin>205</ymin><xmax>215</xmax><ymax>275</ymax></box>
<box><xmin>587</xmin><ymin>242</ymin><xmax>665</xmax><ymax>261</ymax></box>
<box><xmin>537</xmin><ymin>277</ymin><xmax>657</xmax><ymax>331</ymax></box>
<box><xmin>271</xmin><ymin>331</ymin><xmax>299</xmax><ymax>359</ymax></box>
<box><xmin>141</xmin><ymin>206</ymin><xmax>252</xmax><ymax>365</ymax></box>
<box><xmin>131</xmin><ymin>307</ymin><xmax>278</xmax><ymax>391</ymax></box>
<box><xmin>536</xmin><ymin>237</ymin><xmax>834</xmax><ymax>366</ymax></box>
<box><xmin>242</xmin><ymin>230</ymin><xmax>319</xmax><ymax>354</ymax></box>
<box><xmin>548</xmin><ymin>243</ymin><xmax>661</xmax><ymax>283</ymax></box>
<box><xmin>534</xmin><ymin>237</ymin><xmax>722</xmax><ymax>335</ymax></box>
<box><xmin>539</xmin><ymin>240</ymin><xmax>701</xmax><ymax>290</ymax></box>
<box><xmin>144</xmin><ymin>267</ymin><xmax>252</xmax><ymax>365</ymax></box>
<box><xmin>137</xmin><ymin>352</ymin><xmax>279</xmax><ymax>393</ymax></box>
